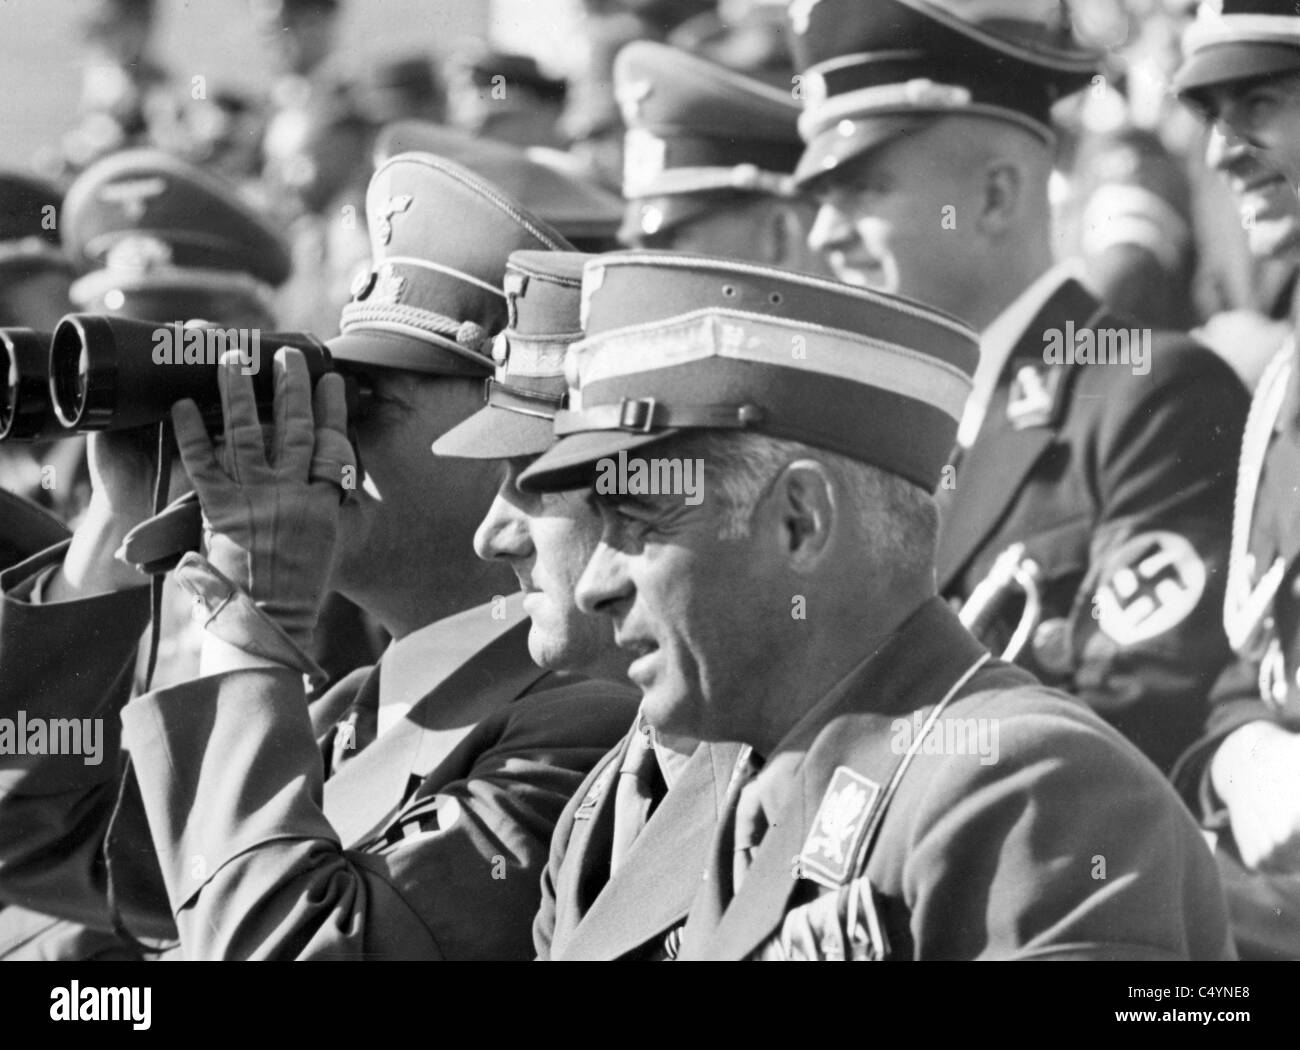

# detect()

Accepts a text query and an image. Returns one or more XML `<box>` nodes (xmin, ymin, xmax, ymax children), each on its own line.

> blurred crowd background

<box><xmin>2</xmin><ymin>0</ymin><xmax>1288</xmax><ymax>364</ymax></box>
<box><xmin>2</xmin><ymin>0</ymin><xmax>1291</xmax><ymax>683</ymax></box>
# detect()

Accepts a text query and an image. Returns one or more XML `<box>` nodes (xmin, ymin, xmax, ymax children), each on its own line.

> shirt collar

<box><xmin>634</xmin><ymin>707</ymin><xmax>700</xmax><ymax>791</ymax></box>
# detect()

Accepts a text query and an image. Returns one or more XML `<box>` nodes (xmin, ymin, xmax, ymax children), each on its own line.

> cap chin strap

<box><xmin>554</xmin><ymin>397</ymin><xmax>764</xmax><ymax>435</ymax></box>
<box><xmin>626</xmin><ymin>164</ymin><xmax>795</xmax><ymax>200</ymax></box>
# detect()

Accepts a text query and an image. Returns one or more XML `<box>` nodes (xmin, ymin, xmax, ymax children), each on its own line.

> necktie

<box><xmin>609</xmin><ymin>725</ymin><xmax>661</xmax><ymax>876</ymax></box>
<box><xmin>731</xmin><ymin>761</ymin><xmax>768</xmax><ymax>896</ymax></box>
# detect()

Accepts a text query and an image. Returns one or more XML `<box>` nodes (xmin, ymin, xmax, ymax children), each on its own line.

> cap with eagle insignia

<box><xmin>788</xmin><ymin>0</ymin><xmax>1101</xmax><ymax>188</ymax></box>
<box><xmin>1174</xmin><ymin>0</ymin><xmax>1300</xmax><ymax>106</ymax></box>
<box><xmin>0</xmin><ymin>173</ymin><xmax>72</xmax><ymax>283</ymax></box>
<box><xmin>432</xmin><ymin>250</ymin><xmax>591</xmax><ymax>460</ymax></box>
<box><xmin>60</xmin><ymin>149</ymin><xmax>289</xmax><ymax>322</ymax></box>
<box><xmin>373</xmin><ymin>121</ymin><xmax>623</xmax><ymax>251</ymax></box>
<box><xmin>613</xmin><ymin>40</ymin><xmax>804</xmax><ymax>243</ymax></box>
<box><xmin>518</xmin><ymin>251</ymin><xmax>978</xmax><ymax>495</ymax></box>
<box><xmin>328</xmin><ymin>152</ymin><xmax>575</xmax><ymax>377</ymax></box>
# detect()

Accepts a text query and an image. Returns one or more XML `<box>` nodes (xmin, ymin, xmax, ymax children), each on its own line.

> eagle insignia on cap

<box><xmin>98</xmin><ymin>177</ymin><xmax>168</xmax><ymax>222</ymax></box>
<box><xmin>373</xmin><ymin>193</ymin><xmax>413</xmax><ymax>245</ymax></box>
<box><xmin>788</xmin><ymin>0</ymin><xmax>825</xmax><ymax>36</ymax></box>
<box><xmin>371</xmin><ymin>262</ymin><xmax>406</xmax><ymax>305</ymax></box>
<box><xmin>104</xmin><ymin>234</ymin><xmax>173</xmax><ymax>273</ymax></box>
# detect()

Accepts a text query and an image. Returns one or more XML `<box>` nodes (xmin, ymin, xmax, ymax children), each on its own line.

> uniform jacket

<box><xmin>1172</xmin><ymin>343</ymin><xmax>1300</xmax><ymax>959</ymax></box>
<box><xmin>0</xmin><ymin>542</ymin><xmax>156</xmax><ymax>959</ymax></box>
<box><xmin>938</xmin><ymin>278</ymin><xmax>1248</xmax><ymax>772</ymax></box>
<box><xmin>0</xmin><ymin>516</ymin><xmax>140</xmax><ymax>960</ymax></box>
<box><xmin>677</xmin><ymin>598</ymin><xmax>1234</xmax><ymax>961</ymax></box>
<box><xmin>0</xmin><ymin>545</ymin><xmax>638</xmax><ymax>958</ymax></box>
<box><xmin>535</xmin><ymin>730</ymin><xmax>743</xmax><ymax>960</ymax></box>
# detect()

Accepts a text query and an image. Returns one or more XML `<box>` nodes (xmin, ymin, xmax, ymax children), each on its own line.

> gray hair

<box><xmin>671</xmin><ymin>431</ymin><xmax>937</xmax><ymax>579</ymax></box>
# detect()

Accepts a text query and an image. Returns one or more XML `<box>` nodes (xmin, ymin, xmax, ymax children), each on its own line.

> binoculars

<box><xmin>2</xmin><ymin>315</ymin><xmax>368</xmax><ymax>442</ymax></box>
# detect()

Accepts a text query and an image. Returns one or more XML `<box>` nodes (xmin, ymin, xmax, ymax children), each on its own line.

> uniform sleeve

<box><xmin>1067</xmin><ymin>340</ymin><xmax>1247</xmax><ymax>771</ymax></box>
<box><xmin>898</xmin><ymin>695</ymin><xmax>1235</xmax><ymax>960</ymax></box>
<box><xmin>1171</xmin><ymin>652</ymin><xmax>1291</xmax><ymax>824</ymax></box>
<box><xmin>0</xmin><ymin>542</ymin><xmax>156</xmax><ymax>932</ymax></box>
<box><xmin>121</xmin><ymin>668</ymin><xmax>636</xmax><ymax>959</ymax></box>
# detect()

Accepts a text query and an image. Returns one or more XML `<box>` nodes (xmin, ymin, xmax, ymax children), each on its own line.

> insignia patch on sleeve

<box><xmin>1092</xmin><ymin>530</ymin><xmax>1206</xmax><ymax>645</ymax></box>
<box><xmin>798</xmin><ymin>767</ymin><xmax>880</xmax><ymax>888</ymax></box>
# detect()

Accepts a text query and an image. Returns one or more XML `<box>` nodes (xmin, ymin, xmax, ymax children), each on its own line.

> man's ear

<box><xmin>769</xmin><ymin>459</ymin><xmax>837</xmax><ymax>570</ymax></box>
<box><xmin>976</xmin><ymin>159</ymin><xmax>1023</xmax><ymax>236</ymax></box>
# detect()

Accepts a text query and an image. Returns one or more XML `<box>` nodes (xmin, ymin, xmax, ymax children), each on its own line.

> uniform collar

<box><xmin>746</xmin><ymin>600</ymin><xmax>936</xmax><ymax>826</ymax></box>
<box><xmin>379</xmin><ymin>592</ymin><xmax>527</xmax><ymax>716</ymax></box>
<box><xmin>958</xmin><ymin>258</ymin><xmax>1084</xmax><ymax>447</ymax></box>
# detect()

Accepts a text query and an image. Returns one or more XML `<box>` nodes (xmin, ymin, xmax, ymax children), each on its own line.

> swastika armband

<box><xmin>1091</xmin><ymin>531</ymin><xmax>1206</xmax><ymax>646</ymax></box>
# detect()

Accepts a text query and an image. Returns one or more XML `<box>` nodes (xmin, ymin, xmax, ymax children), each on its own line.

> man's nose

<box><xmin>1205</xmin><ymin>121</ymin><xmax>1250</xmax><ymax>174</ymax></box>
<box><xmin>807</xmin><ymin>197</ymin><xmax>854</xmax><ymax>257</ymax></box>
<box><xmin>574</xmin><ymin>540</ymin><xmax>631</xmax><ymax>617</ymax></box>
<box><xmin>472</xmin><ymin>491</ymin><xmax>531</xmax><ymax>563</ymax></box>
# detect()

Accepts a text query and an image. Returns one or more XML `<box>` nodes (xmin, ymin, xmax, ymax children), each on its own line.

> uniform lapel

<box><xmin>936</xmin><ymin>280</ymin><xmax>1102</xmax><ymax>590</ymax></box>
<box><xmin>560</xmin><ymin>741</ymin><xmax>741</xmax><ymax>960</ymax></box>
<box><xmin>323</xmin><ymin>619</ymin><xmax>548</xmax><ymax>846</ymax></box>
<box><xmin>683</xmin><ymin>601</ymin><xmax>990</xmax><ymax>960</ymax></box>
<box><xmin>1261</xmin><ymin>374</ymin><xmax>1300</xmax><ymax>576</ymax></box>
<box><xmin>549</xmin><ymin>735</ymin><xmax>627</xmax><ymax>954</ymax></box>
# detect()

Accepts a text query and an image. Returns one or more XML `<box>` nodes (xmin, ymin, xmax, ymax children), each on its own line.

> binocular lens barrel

<box><xmin>0</xmin><ymin>328</ymin><xmax>62</xmax><ymax>442</ymax></box>
<box><xmin>49</xmin><ymin>315</ymin><xmax>333</xmax><ymax>432</ymax></box>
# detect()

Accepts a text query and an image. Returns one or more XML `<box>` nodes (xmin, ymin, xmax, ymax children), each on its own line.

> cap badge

<box><xmin>580</xmin><ymin>263</ymin><xmax>606</xmax><ymax>331</ymax></box>
<box><xmin>623</xmin><ymin>128</ymin><xmax>667</xmax><ymax>197</ymax></box>
<box><xmin>349</xmin><ymin>267</ymin><xmax>376</xmax><ymax>301</ymax></box>
<box><xmin>98</xmin><ymin>177</ymin><xmax>168</xmax><ymax>222</ymax></box>
<box><xmin>788</xmin><ymin>0</ymin><xmax>826</xmax><ymax>36</ymax></box>
<box><xmin>639</xmin><ymin>204</ymin><xmax>665</xmax><ymax>236</ymax></box>
<box><xmin>903</xmin><ymin>79</ymin><xmax>972</xmax><ymax>109</ymax></box>
<box><xmin>371</xmin><ymin>262</ymin><xmax>406</xmax><ymax>305</ymax></box>
<box><xmin>616</xmin><ymin>78</ymin><xmax>654</xmax><ymax>125</ymax></box>
<box><xmin>373</xmin><ymin>193</ymin><xmax>413</xmax><ymax>246</ymax></box>
<box><xmin>104</xmin><ymin>234</ymin><xmax>173</xmax><ymax>273</ymax></box>
<box><xmin>491</xmin><ymin>332</ymin><xmax>510</xmax><ymax>367</ymax></box>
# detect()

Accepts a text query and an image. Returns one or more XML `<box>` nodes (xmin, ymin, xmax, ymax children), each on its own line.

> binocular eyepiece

<box><xmin>1</xmin><ymin>315</ymin><xmax>365</xmax><ymax>441</ymax></box>
<box><xmin>1</xmin><ymin>328</ymin><xmax>62</xmax><ymax>442</ymax></box>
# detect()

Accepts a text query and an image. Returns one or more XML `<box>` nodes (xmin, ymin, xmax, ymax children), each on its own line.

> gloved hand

<box><xmin>171</xmin><ymin>347</ymin><xmax>354</xmax><ymax>652</ymax></box>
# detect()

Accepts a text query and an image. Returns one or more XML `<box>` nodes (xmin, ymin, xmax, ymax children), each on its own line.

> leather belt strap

<box><xmin>555</xmin><ymin>397</ymin><xmax>764</xmax><ymax>435</ymax></box>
